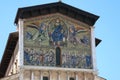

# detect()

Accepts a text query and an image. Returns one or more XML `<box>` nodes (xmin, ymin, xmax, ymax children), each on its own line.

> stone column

<box><xmin>49</xmin><ymin>71</ymin><xmax>52</xmax><ymax>80</ymax></box>
<box><xmin>75</xmin><ymin>72</ymin><xmax>78</xmax><ymax>80</ymax></box>
<box><xmin>84</xmin><ymin>72</ymin><xmax>87</xmax><ymax>80</ymax></box>
<box><xmin>18</xmin><ymin>19</ymin><xmax>24</xmax><ymax>67</ymax></box>
<box><xmin>57</xmin><ymin>71</ymin><xmax>61</xmax><ymax>80</ymax></box>
<box><xmin>40</xmin><ymin>71</ymin><xmax>43</xmax><ymax>80</ymax></box>
<box><xmin>19</xmin><ymin>69</ymin><xmax>24</xmax><ymax>80</ymax></box>
<box><xmin>66</xmin><ymin>72</ymin><xmax>69</xmax><ymax>80</ymax></box>
<box><xmin>18</xmin><ymin>19</ymin><xmax>24</xmax><ymax>80</ymax></box>
<box><xmin>31</xmin><ymin>71</ymin><xmax>34</xmax><ymax>80</ymax></box>
<box><xmin>90</xmin><ymin>26</ymin><xmax>97</xmax><ymax>72</ymax></box>
<box><xmin>19</xmin><ymin>73</ymin><xmax>23</xmax><ymax>80</ymax></box>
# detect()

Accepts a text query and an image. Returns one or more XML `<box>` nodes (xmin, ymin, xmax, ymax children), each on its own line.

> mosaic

<box><xmin>23</xmin><ymin>14</ymin><xmax>92</xmax><ymax>69</ymax></box>
<box><xmin>24</xmin><ymin>48</ymin><xmax>55</xmax><ymax>66</ymax></box>
<box><xmin>62</xmin><ymin>50</ymin><xmax>92</xmax><ymax>68</ymax></box>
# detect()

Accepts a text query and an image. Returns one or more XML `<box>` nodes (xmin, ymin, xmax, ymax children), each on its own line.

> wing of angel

<box><xmin>26</xmin><ymin>24</ymin><xmax>40</xmax><ymax>40</ymax></box>
<box><xmin>26</xmin><ymin>23</ymin><xmax>39</xmax><ymax>30</ymax></box>
<box><xmin>76</xmin><ymin>29</ymin><xmax>87</xmax><ymax>33</ymax></box>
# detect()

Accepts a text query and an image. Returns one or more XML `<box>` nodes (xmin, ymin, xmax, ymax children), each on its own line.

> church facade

<box><xmin>0</xmin><ymin>2</ymin><xmax>106</xmax><ymax>80</ymax></box>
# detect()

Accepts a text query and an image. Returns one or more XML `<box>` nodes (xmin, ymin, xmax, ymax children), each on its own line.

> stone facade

<box><xmin>0</xmin><ymin>2</ymin><xmax>106</xmax><ymax>80</ymax></box>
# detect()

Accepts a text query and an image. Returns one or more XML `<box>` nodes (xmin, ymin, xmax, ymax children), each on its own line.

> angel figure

<box><xmin>69</xmin><ymin>25</ymin><xmax>87</xmax><ymax>46</ymax></box>
<box><xmin>25</xmin><ymin>23</ymin><xmax>49</xmax><ymax>42</ymax></box>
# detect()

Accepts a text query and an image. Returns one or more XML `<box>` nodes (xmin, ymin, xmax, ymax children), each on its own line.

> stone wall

<box><xmin>0</xmin><ymin>69</ymin><xmax>105</xmax><ymax>80</ymax></box>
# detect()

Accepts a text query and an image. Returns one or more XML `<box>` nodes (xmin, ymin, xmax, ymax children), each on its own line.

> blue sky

<box><xmin>0</xmin><ymin>0</ymin><xmax>120</xmax><ymax>80</ymax></box>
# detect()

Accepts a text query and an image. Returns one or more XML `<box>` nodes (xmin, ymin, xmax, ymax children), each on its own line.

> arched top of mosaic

<box><xmin>24</xmin><ymin>13</ymin><xmax>91</xmax><ymax>48</ymax></box>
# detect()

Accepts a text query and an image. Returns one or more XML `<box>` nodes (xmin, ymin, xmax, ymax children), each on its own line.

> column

<box><xmin>75</xmin><ymin>72</ymin><xmax>78</xmax><ymax>80</ymax></box>
<box><xmin>49</xmin><ymin>71</ymin><xmax>52</xmax><ymax>80</ymax></box>
<box><xmin>57</xmin><ymin>71</ymin><xmax>60</xmax><ymax>80</ymax></box>
<box><xmin>84</xmin><ymin>72</ymin><xmax>87</xmax><ymax>80</ymax></box>
<box><xmin>19</xmin><ymin>69</ymin><xmax>24</xmax><ymax>80</ymax></box>
<box><xmin>90</xmin><ymin>27</ymin><xmax>97</xmax><ymax>72</ymax></box>
<box><xmin>94</xmin><ymin>75</ymin><xmax>97</xmax><ymax>80</ymax></box>
<box><xmin>31</xmin><ymin>71</ymin><xmax>34</xmax><ymax>80</ymax></box>
<box><xmin>66</xmin><ymin>72</ymin><xmax>69</xmax><ymax>80</ymax></box>
<box><xmin>18</xmin><ymin>19</ymin><xmax>24</xmax><ymax>67</ymax></box>
<box><xmin>40</xmin><ymin>71</ymin><xmax>43</xmax><ymax>80</ymax></box>
<box><xmin>19</xmin><ymin>73</ymin><xmax>23</xmax><ymax>80</ymax></box>
<box><xmin>93</xmin><ymin>74</ymin><xmax>95</xmax><ymax>80</ymax></box>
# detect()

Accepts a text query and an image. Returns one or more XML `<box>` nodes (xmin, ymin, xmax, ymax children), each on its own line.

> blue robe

<box><xmin>86</xmin><ymin>55</ymin><xmax>91</xmax><ymax>67</ymax></box>
<box><xmin>52</xmin><ymin>25</ymin><xmax>64</xmax><ymax>42</ymax></box>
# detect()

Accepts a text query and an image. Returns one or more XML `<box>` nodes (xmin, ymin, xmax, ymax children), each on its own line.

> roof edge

<box><xmin>0</xmin><ymin>32</ymin><xmax>18</xmax><ymax>78</ymax></box>
<box><xmin>14</xmin><ymin>2</ymin><xmax>99</xmax><ymax>26</ymax></box>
